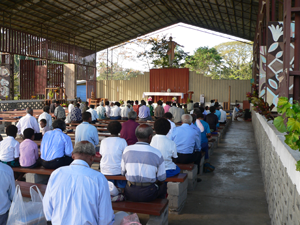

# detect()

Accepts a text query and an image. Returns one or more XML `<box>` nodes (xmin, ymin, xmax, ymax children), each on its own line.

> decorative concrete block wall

<box><xmin>252</xmin><ymin>110</ymin><xmax>300</xmax><ymax>225</ymax></box>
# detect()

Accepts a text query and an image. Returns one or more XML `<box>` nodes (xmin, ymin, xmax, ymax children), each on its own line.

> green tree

<box><xmin>185</xmin><ymin>46</ymin><xmax>222</xmax><ymax>77</ymax></box>
<box><xmin>214</xmin><ymin>41</ymin><xmax>253</xmax><ymax>80</ymax></box>
<box><xmin>137</xmin><ymin>35</ymin><xmax>188</xmax><ymax>68</ymax></box>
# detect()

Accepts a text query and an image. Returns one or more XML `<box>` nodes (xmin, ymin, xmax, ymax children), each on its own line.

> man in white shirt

<box><xmin>120</xmin><ymin>104</ymin><xmax>131</xmax><ymax>120</ymax></box>
<box><xmin>68</xmin><ymin>101</ymin><xmax>74</xmax><ymax>114</ymax></box>
<box><xmin>16</xmin><ymin>107</ymin><xmax>40</xmax><ymax>139</ymax></box>
<box><xmin>105</xmin><ymin>101</ymin><xmax>111</xmax><ymax>118</ymax></box>
<box><xmin>38</xmin><ymin>105</ymin><xmax>53</xmax><ymax>130</ymax></box>
<box><xmin>151</xmin><ymin>118</ymin><xmax>180</xmax><ymax>178</ymax></box>
<box><xmin>0</xmin><ymin>125</ymin><xmax>20</xmax><ymax>166</ymax></box>
<box><xmin>75</xmin><ymin>112</ymin><xmax>99</xmax><ymax>151</ymax></box>
<box><xmin>87</xmin><ymin>105</ymin><xmax>98</xmax><ymax>123</ymax></box>
<box><xmin>169</xmin><ymin>103</ymin><xmax>183</xmax><ymax>123</ymax></box>
<box><xmin>163</xmin><ymin>112</ymin><xmax>176</xmax><ymax>139</ymax></box>
<box><xmin>219</xmin><ymin>106</ymin><xmax>227</xmax><ymax>124</ymax></box>
<box><xmin>0</xmin><ymin>162</ymin><xmax>15</xmax><ymax>225</ymax></box>
<box><xmin>43</xmin><ymin>141</ymin><xmax>119</xmax><ymax>225</ymax></box>
<box><xmin>110</xmin><ymin>102</ymin><xmax>121</xmax><ymax>120</ymax></box>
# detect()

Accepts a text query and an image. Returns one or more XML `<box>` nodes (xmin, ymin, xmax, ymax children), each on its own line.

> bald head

<box><xmin>181</xmin><ymin>114</ymin><xmax>192</xmax><ymax>124</ymax></box>
<box><xmin>135</xmin><ymin>124</ymin><xmax>153</xmax><ymax>143</ymax></box>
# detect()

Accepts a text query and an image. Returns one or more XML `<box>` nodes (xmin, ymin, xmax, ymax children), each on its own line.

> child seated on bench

<box><xmin>20</xmin><ymin>128</ymin><xmax>39</xmax><ymax>168</ymax></box>
<box><xmin>40</xmin><ymin>119</ymin><xmax>50</xmax><ymax>135</ymax></box>
<box><xmin>0</xmin><ymin>125</ymin><xmax>20</xmax><ymax>167</ymax></box>
<box><xmin>150</xmin><ymin>118</ymin><xmax>180</xmax><ymax>178</ymax></box>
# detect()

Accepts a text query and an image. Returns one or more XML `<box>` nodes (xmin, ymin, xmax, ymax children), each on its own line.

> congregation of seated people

<box><xmin>0</xmin><ymin>97</ymin><xmax>226</xmax><ymax>225</ymax></box>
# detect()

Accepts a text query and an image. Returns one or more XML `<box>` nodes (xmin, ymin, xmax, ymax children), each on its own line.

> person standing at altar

<box><xmin>164</xmin><ymin>101</ymin><xmax>171</xmax><ymax>113</ymax></box>
<box><xmin>139</xmin><ymin>100</ymin><xmax>152</xmax><ymax>121</ymax></box>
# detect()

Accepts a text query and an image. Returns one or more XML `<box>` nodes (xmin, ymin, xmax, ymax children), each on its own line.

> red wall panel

<box><xmin>150</xmin><ymin>68</ymin><xmax>189</xmax><ymax>103</ymax></box>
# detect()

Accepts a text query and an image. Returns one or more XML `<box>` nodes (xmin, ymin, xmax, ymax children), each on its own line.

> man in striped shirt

<box><xmin>121</xmin><ymin>124</ymin><xmax>167</xmax><ymax>202</ymax></box>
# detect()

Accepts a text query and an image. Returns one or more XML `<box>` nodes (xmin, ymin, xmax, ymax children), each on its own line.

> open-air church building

<box><xmin>0</xmin><ymin>1</ymin><xmax>300</xmax><ymax>225</ymax></box>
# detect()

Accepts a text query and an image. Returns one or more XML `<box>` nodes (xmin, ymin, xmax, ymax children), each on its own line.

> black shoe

<box><xmin>197</xmin><ymin>178</ymin><xmax>202</xmax><ymax>182</ymax></box>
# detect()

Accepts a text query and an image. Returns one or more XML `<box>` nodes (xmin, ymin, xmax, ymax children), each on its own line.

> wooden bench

<box><xmin>16</xmin><ymin>181</ymin><xmax>169</xmax><ymax>224</ymax></box>
<box><xmin>12</xmin><ymin>167</ymin><xmax>187</xmax><ymax>183</ymax></box>
<box><xmin>105</xmin><ymin>173</ymin><xmax>187</xmax><ymax>183</ymax></box>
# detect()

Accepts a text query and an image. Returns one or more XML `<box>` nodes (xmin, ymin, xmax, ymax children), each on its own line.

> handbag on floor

<box><xmin>7</xmin><ymin>185</ymin><xmax>47</xmax><ymax>225</ymax></box>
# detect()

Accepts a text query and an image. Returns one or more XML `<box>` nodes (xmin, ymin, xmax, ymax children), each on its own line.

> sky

<box><xmin>96</xmin><ymin>22</ymin><xmax>251</xmax><ymax>73</ymax></box>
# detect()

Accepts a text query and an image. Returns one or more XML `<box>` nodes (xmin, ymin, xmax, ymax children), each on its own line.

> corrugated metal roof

<box><xmin>0</xmin><ymin>0</ymin><xmax>259</xmax><ymax>51</ymax></box>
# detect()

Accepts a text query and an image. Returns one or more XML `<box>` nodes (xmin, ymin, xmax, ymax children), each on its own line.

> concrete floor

<box><xmin>139</xmin><ymin>120</ymin><xmax>271</xmax><ymax>225</ymax></box>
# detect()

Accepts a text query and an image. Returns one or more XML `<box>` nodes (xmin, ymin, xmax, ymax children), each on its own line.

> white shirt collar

<box><xmin>71</xmin><ymin>159</ymin><xmax>90</xmax><ymax>167</ymax></box>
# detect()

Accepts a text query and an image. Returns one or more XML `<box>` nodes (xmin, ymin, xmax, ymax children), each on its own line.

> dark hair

<box><xmin>78</xmin><ymin>99</ymin><xmax>82</xmax><ymax>103</ymax></box>
<box><xmin>135</xmin><ymin>100</ymin><xmax>139</xmax><ymax>104</ymax></box>
<box><xmin>194</xmin><ymin>103</ymin><xmax>199</xmax><ymax>108</ymax></box>
<box><xmin>55</xmin><ymin>101</ymin><xmax>60</xmax><ymax>105</ymax></box>
<box><xmin>163</xmin><ymin>112</ymin><xmax>173</xmax><ymax>120</ymax></box>
<box><xmin>205</xmin><ymin>106</ymin><xmax>209</xmax><ymax>110</ymax></box>
<box><xmin>43</xmin><ymin>105</ymin><xmax>50</xmax><ymax>112</ymax></box>
<box><xmin>167</xmin><ymin>101</ymin><xmax>171</xmax><ymax>106</ymax></box>
<box><xmin>105</xmin><ymin>101</ymin><xmax>109</xmax><ymax>106</ymax></box>
<box><xmin>195</xmin><ymin>109</ymin><xmax>204</xmax><ymax>119</ymax></box>
<box><xmin>157</xmin><ymin>100</ymin><xmax>163</xmax><ymax>106</ymax></box>
<box><xmin>172</xmin><ymin>103</ymin><xmax>176</xmax><ymax>106</ymax></box>
<box><xmin>23</xmin><ymin>128</ymin><xmax>34</xmax><ymax>139</ymax></box>
<box><xmin>76</xmin><ymin>103</ymin><xmax>80</xmax><ymax>108</ymax></box>
<box><xmin>115</xmin><ymin>102</ymin><xmax>120</xmax><ymax>107</ymax></box>
<box><xmin>154</xmin><ymin>118</ymin><xmax>171</xmax><ymax>135</ymax></box>
<box><xmin>184</xmin><ymin>104</ymin><xmax>187</xmax><ymax>108</ymax></box>
<box><xmin>90</xmin><ymin>105</ymin><xmax>95</xmax><ymax>109</ymax></box>
<box><xmin>70</xmin><ymin>101</ymin><xmax>74</xmax><ymax>104</ymax></box>
<box><xmin>52</xmin><ymin>119</ymin><xmax>66</xmax><ymax>131</ymax></box>
<box><xmin>190</xmin><ymin>100</ymin><xmax>193</xmax><ymax>103</ymax></box>
<box><xmin>211</xmin><ymin>100</ymin><xmax>215</xmax><ymax>103</ymax></box>
<box><xmin>191</xmin><ymin>114</ymin><xmax>197</xmax><ymax>123</ymax></box>
<box><xmin>141</xmin><ymin>100</ymin><xmax>146</xmax><ymax>105</ymax></box>
<box><xmin>199</xmin><ymin>106</ymin><xmax>204</xmax><ymax>114</ymax></box>
<box><xmin>40</xmin><ymin>119</ymin><xmax>47</xmax><ymax>125</ymax></box>
<box><xmin>127</xmin><ymin>100</ymin><xmax>131</xmax><ymax>104</ymax></box>
<box><xmin>210</xmin><ymin>106</ymin><xmax>216</xmax><ymax>113</ymax></box>
<box><xmin>148</xmin><ymin>101</ymin><xmax>152</xmax><ymax>105</ymax></box>
<box><xmin>82</xmin><ymin>112</ymin><xmax>91</xmax><ymax>121</ymax></box>
<box><xmin>215</xmin><ymin>102</ymin><xmax>219</xmax><ymax>108</ymax></box>
<box><xmin>178</xmin><ymin>104</ymin><xmax>182</xmax><ymax>108</ymax></box>
<box><xmin>107</xmin><ymin>121</ymin><xmax>122</xmax><ymax>135</ymax></box>
<box><xmin>6</xmin><ymin>125</ymin><xmax>17</xmax><ymax>137</ymax></box>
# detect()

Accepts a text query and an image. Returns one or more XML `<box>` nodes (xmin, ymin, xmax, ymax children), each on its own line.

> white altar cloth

<box><xmin>143</xmin><ymin>92</ymin><xmax>184</xmax><ymax>99</ymax></box>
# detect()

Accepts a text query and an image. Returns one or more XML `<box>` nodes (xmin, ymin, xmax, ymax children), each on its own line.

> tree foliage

<box><xmin>137</xmin><ymin>35</ymin><xmax>188</xmax><ymax>68</ymax></box>
<box><xmin>214</xmin><ymin>41</ymin><xmax>253</xmax><ymax>80</ymax></box>
<box><xmin>185</xmin><ymin>47</ymin><xmax>222</xmax><ymax>77</ymax></box>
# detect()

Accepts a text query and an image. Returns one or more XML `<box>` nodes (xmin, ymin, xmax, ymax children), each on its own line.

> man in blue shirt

<box><xmin>190</xmin><ymin>114</ymin><xmax>202</xmax><ymax>175</ymax></box>
<box><xmin>171</xmin><ymin>114</ymin><xmax>201</xmax><ymax>164</ymax></box>
<box><xmin>138</xmin><ymin>100</ymin><xmax>151</xmax><ymax>121</ymax></box>
<box><xmin>40</xmin><ymin>119</ymin><xmax>73</xmax><ymax>169</ymax></box>
<box><xmin>75</xmin><ymin>112</ymin><xmax>99</xmax><ymax>151</ymax></box>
